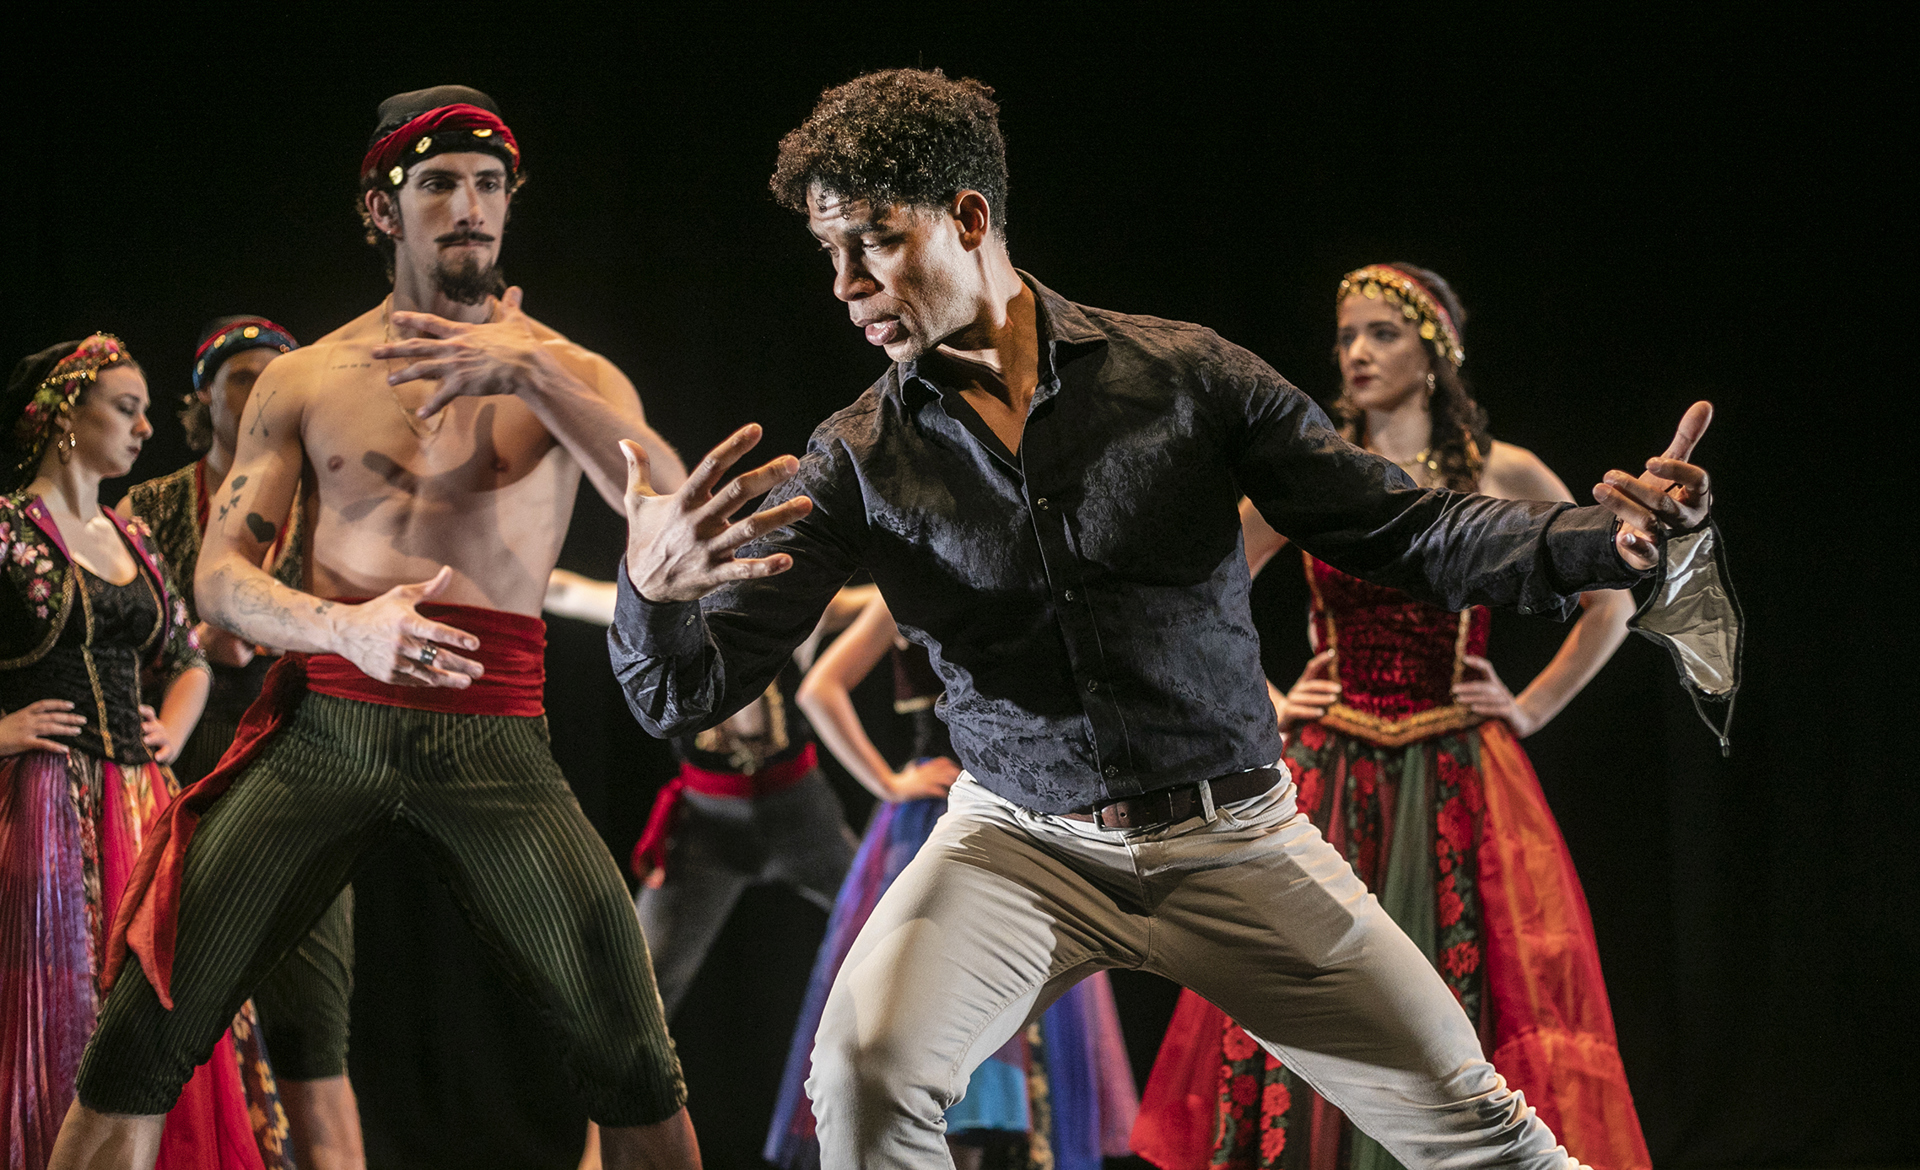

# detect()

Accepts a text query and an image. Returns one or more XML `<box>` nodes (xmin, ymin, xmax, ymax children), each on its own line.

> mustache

<box><xmin>435</xmin><ymin>230</ymin><xmax>496</xmax><ymax>246</ymax></box>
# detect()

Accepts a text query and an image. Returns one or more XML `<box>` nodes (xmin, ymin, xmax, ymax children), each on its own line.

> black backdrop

<box><xmin>3</xmin><ymin>6</ymin><xmax>1909</xmax><ymax>1166</ymax></box>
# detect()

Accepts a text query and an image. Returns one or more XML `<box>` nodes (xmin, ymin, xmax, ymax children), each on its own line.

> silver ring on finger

<box><xmin>415</xmin><ymin>643</ymin><xmax>440</xmax><ymax>667</ymax></box>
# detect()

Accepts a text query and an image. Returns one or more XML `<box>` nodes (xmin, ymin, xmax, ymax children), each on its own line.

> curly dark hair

<box><xmin>771</xmin><ymin>68</ymin><xmax>1009</xmax><ymax>231</ymax></box>
<box><xmin>1330</xmin><ymin>263</ymin><xmax>1492</xmax><ymax>492</ymax></box>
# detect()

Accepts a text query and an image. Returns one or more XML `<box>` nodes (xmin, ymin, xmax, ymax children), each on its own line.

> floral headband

<box><xmin>1337</xmin><ymin>265</ymin><xmax>1465</xmax><ymax>369</ymax></box>
<box><xmin>11</xmin><ymin>333</ymin><xmax>129</xmax><ymax>478</ymax></box>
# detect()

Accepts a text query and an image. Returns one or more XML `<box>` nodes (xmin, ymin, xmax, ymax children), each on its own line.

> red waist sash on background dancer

<box><xmin>104</xmin><ymin>601</ymin><xmax>546</xmax><ymax>1008</ymax></box>
<box><xmin>630</xmin><ymin>744</ymin><xmax>819</xmax><ymax>879</ymax></box>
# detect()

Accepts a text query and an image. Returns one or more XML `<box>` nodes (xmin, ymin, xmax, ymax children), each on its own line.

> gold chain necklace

<box><xmin>381</xmin><ymin>298</ymin><xmax>447</xmax><ymax>442</ymax></box>
<box><xmin>1385</xmin><ymin>445</ymin><xmax>1438</xmax><ymax>485</ymax></box>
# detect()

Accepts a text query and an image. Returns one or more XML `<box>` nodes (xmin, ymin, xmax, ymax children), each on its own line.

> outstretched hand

<box><xmin>1595</xmin><ymin>400</ymin><xmax>1714</xmax><ymax>571</ymax></box>
<box><xmin>335</xmin><ymin>566</ymin><xmax>486</xmax><ymax>687</ymax></box>
<box><xmin>622</xmin><ymin>424</ymin><xmax>812</xmax><ymax>603</ymax></box>
<box><xmin>374</xmin><ymin>286</ymin><xmax>543</xmax><ymax>417</ymax></box>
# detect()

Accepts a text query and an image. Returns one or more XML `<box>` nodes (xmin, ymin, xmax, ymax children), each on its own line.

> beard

<box><xmin>434</xmin><ymin>248</ymin><xmax>507</xmax><ymax>305</ymax></box>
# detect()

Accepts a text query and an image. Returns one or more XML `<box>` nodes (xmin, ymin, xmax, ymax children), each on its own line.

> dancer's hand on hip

<box><xmin>0</xmin><ymin>699</ymin><xmax>84</xmax><ymax>757</ymax></box>
<box><xmin>1279</xmin><ymin>650</ymin><xmax>1341</xmax><ymax>731</ymax></box>
<box><xmin>336</xmin><ymin>566</ymin><xmax>485</xmax><ymax>687</ymax></box>
<box><xmin>1594</xmin><ymin>400</ymin><xmax>1714</xmax><ymax>570</ymax></box>
<box><xmin>621</xmin><ymin>424</ymin><xmax>811</xmax><ymax>603</ymax></box>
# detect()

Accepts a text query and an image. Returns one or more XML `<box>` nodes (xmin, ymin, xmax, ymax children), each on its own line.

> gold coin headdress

<box><xmin>1337</xmin><ymin>265</ymin><xmax>1465</xmax><ymax>369</ymax></box>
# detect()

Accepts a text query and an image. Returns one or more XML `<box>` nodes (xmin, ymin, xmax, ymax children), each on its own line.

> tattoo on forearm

<box><xmin>314</xmin><ymin>600</ymin><xmax>334</xmax><ymax>615</ymax></box>
<box><xmin>245</xmin><ymin>513</ymin><xmax>278</xmax><ymax>543</ymax></box>
<box><xmin>230</xmin><ymin>577</ymin><xmax>296</xmax><ymax>636</ymax></box>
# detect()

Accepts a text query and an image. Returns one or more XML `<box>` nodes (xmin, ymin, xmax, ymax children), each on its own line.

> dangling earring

<box><xmin>55</xmin><ymin>430</ymin><xmax>76</xmax><ymax>465</ymax></box>
<box><xmin>1426</xmin><ymin>371</ymin><xmax>1437</xmax><ymax>394</ymax></box>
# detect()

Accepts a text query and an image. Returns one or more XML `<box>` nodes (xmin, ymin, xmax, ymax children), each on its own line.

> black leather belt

<box><xmin>1063</xmin><ymin>766</ymin><xmax>1285</xmax><ymax>830</ymax></box>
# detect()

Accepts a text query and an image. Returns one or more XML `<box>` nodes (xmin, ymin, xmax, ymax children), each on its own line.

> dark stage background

<box><xmin>4</xmin><ymin>7</ymin><xmax>1909</xmax><ymax>1167</ymax></box>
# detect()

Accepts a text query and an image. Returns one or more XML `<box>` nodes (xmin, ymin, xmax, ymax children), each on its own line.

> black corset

<box><xmin>0</xmin><ymin>567</ymin><xmax>160</xmax><ymax>764</ymax></box>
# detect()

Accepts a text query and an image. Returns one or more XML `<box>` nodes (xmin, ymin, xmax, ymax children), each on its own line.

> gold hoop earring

<box><xmin>55</xmin><ymin>431</ymin><xmax>76</xmax><ymax>465</ymax></box>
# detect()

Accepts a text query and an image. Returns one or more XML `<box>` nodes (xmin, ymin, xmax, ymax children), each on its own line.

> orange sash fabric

<box><xmin>103</xmin><ymin>601</ymin><xmax>546</xmax><ymax>1009</ymax></box>
<box><xmin>1475</xmin><ymin>722</ymin><xmax>1650</xmax><ymax>1169</ymax></box>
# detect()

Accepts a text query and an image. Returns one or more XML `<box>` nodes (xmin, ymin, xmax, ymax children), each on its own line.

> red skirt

<box><xmin>1130</xmin><ymin>720</ymin><xmax>1650</xmax><ymax>1170</ymax></box>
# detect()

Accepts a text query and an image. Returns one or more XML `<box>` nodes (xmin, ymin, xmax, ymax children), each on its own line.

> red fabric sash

<box><xmin>304</xmin><ymin>602</ymin><xmax>545</xmax><ymax>717</ymax></box>
<box><xmin>629</xmin><ymin>743</ymin><xmax>817</xmax><ymax>878</ymax></box>
<box><xmin>103</xmin><ymin>601</ymin><xmax>546</xmax><ymax>1008</ymax></box>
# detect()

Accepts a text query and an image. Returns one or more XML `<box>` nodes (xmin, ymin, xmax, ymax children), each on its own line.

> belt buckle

<box><xmin>1092</xmin><ymin>787</ymin><xmax>1182</xmax><ymax>832</ymax></box>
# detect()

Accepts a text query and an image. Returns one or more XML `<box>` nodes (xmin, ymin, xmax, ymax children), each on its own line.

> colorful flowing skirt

<box><xmin>0</xmin><ymin>749</ymin><xmax>291</xmax><ymax>1170</ymax></box>
<box><xmin>765</xmin><ymin>796</ymin><xmax>1139</xmax><ymax>1170</ymax></box>
<box><xmin>1131</xmin><ymin>721</ymin><xmax>1649</xmax><ymax>1170</ymax></box>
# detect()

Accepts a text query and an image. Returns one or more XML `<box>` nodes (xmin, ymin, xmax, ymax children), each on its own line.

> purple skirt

<box><xmin>764</xmin><ymin>796</ymin><xmax>1138</xmax><ymax>1169</ymax></box>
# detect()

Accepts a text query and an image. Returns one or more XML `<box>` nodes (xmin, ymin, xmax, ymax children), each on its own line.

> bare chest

<box><xmin>299</xmin><ymin>359</ymin><xmax>564</xmax><ymax>509</ymax></box>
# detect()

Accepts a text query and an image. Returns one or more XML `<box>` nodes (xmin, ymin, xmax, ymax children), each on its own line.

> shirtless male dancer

<box><xmin>50</xmin><ymin>86</ymin><xmax>700</xmax><ymax>1170</ymax></box>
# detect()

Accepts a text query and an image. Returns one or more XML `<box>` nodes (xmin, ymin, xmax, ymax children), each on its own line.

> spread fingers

<box><xmin>695</xmin><ymin>456</ymin><xmax>804</xmax><ymax>524</ymax></box>
<box><xmin>709</xmin><ymin>496</ymin><xmax>814</xmax><ymax>553</ymax></box>
<box><xmin>682</xmin><ymin>424</ymin><xmax>766</xmax><ymax>502</ymax></box>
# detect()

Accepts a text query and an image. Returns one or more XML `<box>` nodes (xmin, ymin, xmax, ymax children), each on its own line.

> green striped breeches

<box><xmin>177</xmin><ymin>700</ymin><xmax>358</xmax><ymax>1081</ymax></box>
<box><xmin>77</xmin><ymin>691</ymin><xmax>687</xmax><ymax>1125</ymax></box>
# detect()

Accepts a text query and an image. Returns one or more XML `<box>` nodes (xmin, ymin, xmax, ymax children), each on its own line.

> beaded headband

<box><xmin>193</xmin><ymin>318</ymin><xmax>298</xmax><ymax>391</ymax></box>
<box><xmin>1337</xmin><ymin>265</ymin><xmax>1465</xmax><ymax>369</ymax></box>
<box><xmin>361</xmin><ymin>102</ymin><xmax>521</xmax><ymax>190</ymax></box>
<box><xmin>11</xmin><ymin>333</ymin><xmax>130</xmax><ymax>479</ymax></box>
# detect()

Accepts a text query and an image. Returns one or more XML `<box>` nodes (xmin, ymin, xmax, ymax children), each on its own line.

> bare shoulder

<box><xmin>248</xmin><ymin>345</ymin><xmax>327</xmax><ymax>402</ymax></box>
<box><xmin>256</xmin><ymin>306</ymin><xmax>385</xmax><ymax>392</ymax></box>
<box><xmin>1480</xmin><ymin>439</ymin><xmax>1574</xmax><ymax>504</ymax></box>
<box><xmin>523</xmin><ymin>312</ymin><xmax>637</xmax><ymax>399</ymax></box>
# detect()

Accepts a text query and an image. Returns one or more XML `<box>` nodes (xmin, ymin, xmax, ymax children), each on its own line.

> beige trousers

<box><xmin>806</xmin><ymin>771</ymin><xmax>1583</xmax><ymax>1169</ymax></box>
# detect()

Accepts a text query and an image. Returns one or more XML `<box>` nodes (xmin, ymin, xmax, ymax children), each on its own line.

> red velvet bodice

<box><xmin>1304</xmin><ymin>553</ymin><xmax>1491</xmax><ymax>745</ymax></box>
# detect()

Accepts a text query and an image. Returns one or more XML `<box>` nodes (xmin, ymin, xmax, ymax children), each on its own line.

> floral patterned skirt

<box><xmin>0</xmin><ymin>748</ymin><xmax>291</xmax><ymax>1170</ymax></box>
<box><xmin>1130</xmin><ymin>720</ymin><xmax>1650</xmax><ymax>1170</ymax></box>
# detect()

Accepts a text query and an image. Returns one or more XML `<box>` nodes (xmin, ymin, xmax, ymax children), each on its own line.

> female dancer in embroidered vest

<box><xmin>767</xmin><ymin>592</ymin><xmax>1139</xmax><ymax>1170</ymax></box>
<box><xmin>121</xmin><ymin>317</ymin><xmax>365</xmax><ymax>1170</ymax></box>
<box><xmin>0</xmin><ymin>336</ymin><xmax>290</xmax><ymax>1170</ymax></box>
<box><xmin>1130</xmin><ymin>266</ymin><xmax>1652</xmax><ymax>1170</ymax></box>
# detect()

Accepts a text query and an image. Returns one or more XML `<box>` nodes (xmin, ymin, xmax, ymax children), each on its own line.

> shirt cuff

<box><xmin>612</xmin><ymin>558</ymin><xmax>707</xmax><ymax>658</ymax></box>
<box><xmin>1543</xmin><ymin>505</ymin><xmax>1649</xmax><ymax>594</ymax></box>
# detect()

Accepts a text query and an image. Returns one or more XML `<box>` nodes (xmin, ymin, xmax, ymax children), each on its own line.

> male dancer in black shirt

<box><xmin>606</xmin><ymin>70</ymin><xmax>1716</xmax><ymax>1168</ymax></box>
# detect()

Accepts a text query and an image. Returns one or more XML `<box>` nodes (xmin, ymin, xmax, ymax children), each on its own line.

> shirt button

<box><xmin>1103</xmin><ymin>764</ymin><xmax>1119</xmax><ymax>779</ymax></box>
<box><xmin>1086</xmin><ymin>679</ymin><xmax>1100</xmax><ymax>693</ymax></box>
<box><xmin>1063</xmin><ymin>589</ymin><xmax>1076</xmax><ymax>602</ymax></box>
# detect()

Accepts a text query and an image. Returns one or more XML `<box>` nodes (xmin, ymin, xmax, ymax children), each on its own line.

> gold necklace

<box><xmin>382</xmin><ymin>298</ymin><xmax>447</xmax><ymax>442</ymax></box>
<box><xmin>1383</xmin><ymin>445</ymin><xmax>1438</xmax><ymax>485</ymax></box>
